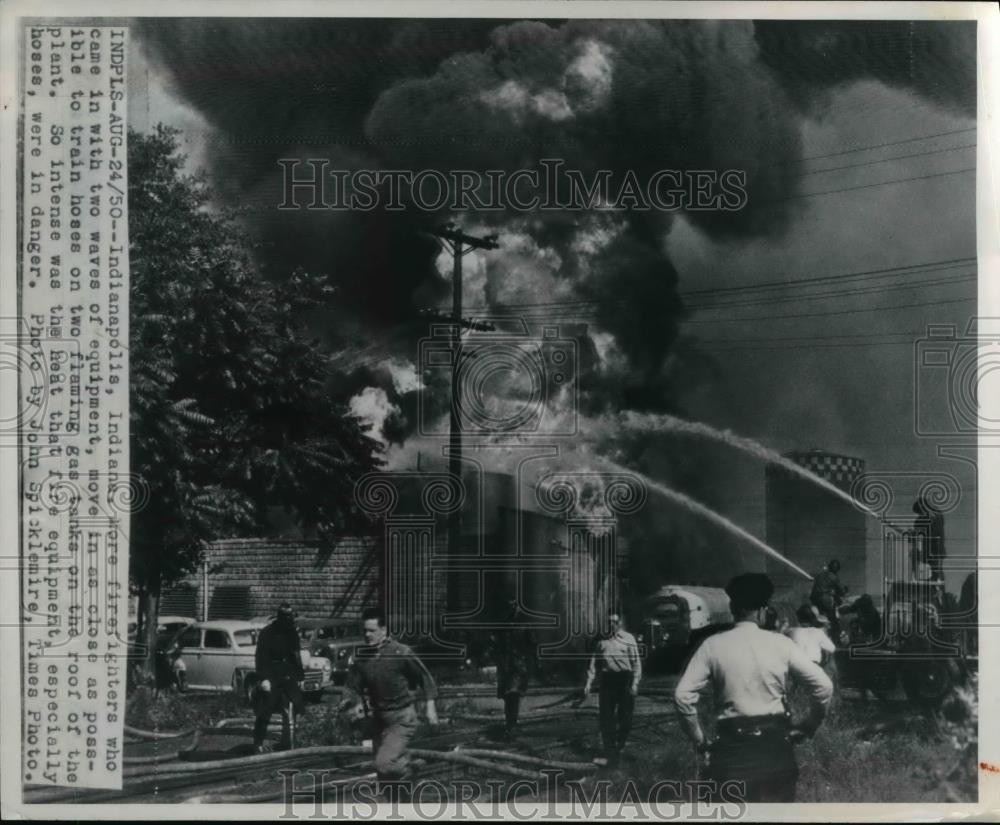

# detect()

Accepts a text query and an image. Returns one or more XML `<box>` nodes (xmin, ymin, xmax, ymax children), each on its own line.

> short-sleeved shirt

<box><xmin>586</xmin><ymin>630</ymin><xmax>642</xmax><ymax>687</ymax></box>
<box><xmin>674</xmin><ymin>622</ymin><xmax>832</xmax><ymax>720</ymax></box>
<box><xmin>344</xmin><ymin>638</ymin><xmax>437</xmax><ymax>713</ymax></box>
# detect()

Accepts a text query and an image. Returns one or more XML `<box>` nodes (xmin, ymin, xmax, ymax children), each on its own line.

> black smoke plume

<box><xmin>136</xmin><ymin>17</ymin><xmax>975</xmax><ymax>431</ymax></box>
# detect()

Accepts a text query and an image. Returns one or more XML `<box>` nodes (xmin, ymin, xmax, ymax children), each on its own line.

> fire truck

<box><xmin>834</xmin><ymin>526</ymin><xmax>972</xmax><ymax>707</ymax></box>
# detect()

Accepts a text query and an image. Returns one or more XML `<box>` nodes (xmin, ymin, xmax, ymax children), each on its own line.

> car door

<box><xmin>202</xmin><ymin>628</ymin><xmax>235</xmax><ymax>688</ymax></box>
<box><xmin>176</xmin><ymin>626</ymin><xmax>205</xmax><ymax>687</ymax></box>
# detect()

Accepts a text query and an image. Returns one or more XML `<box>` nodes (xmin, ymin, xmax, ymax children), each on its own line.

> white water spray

<box><xmin>619</xmin><ymin>412</ymin><xmax>882</xmax><ymax>521</ymax></box>
<box><xmin>596</xmin><ymin>457</ymin><xmax>813</xmax><ymax>581</ymax></box>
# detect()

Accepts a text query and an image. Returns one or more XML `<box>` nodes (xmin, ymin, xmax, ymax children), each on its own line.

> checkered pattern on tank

<box><xmin>766</xmin><ymin>451</ymin><xmax>866</xmax><ymax>492</ymax></box>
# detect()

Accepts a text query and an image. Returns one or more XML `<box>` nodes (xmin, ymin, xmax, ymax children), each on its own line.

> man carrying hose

<box><xmin>582</xmin><ymin>610</ymin><xmax>642</xmax><ymax>769</ymax></box>
<box><xmin>674</xmin><ymin>573</ymin><xmax>833</xmax><ymax>802</ymax></box>
<box><xmin>253</xmin><ymin>603</ymin><xmax>305</xmax><ymax>753</ymax></box>
<box><xmin>338</xmin><ymin>607</ymin><xmax>439</xmax><ymax>790</ymax></box>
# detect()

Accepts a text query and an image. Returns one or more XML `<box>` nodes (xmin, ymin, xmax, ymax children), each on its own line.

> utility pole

<box><xmin>424</xmin><ymin>225</ymin><xmax>499</xmax><ymax>612</ymax></box>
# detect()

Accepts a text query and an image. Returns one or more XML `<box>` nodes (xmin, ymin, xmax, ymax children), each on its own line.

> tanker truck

<box><xmin>639</xmin><ymin>585</ymin><xmax>733</xmax><ymax>666</ymax></box>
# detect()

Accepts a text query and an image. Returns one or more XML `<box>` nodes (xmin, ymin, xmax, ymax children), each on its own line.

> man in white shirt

<box><xmin>582</xmin><ymin>611</ymin><xmax>642</xmax><ymax>768</ymax></box>
<box><xmin>674</xmin><ymin>573</ymin><xmax>833</xmax><ymax>802</ymax></box>
<box><xmin>787</xmin><ymin>605</ymin><xmax>836</xmax><ymax>666</ymax></box>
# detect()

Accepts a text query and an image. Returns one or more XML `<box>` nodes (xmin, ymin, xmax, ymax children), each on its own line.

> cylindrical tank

<box><xmin>765</xmin><ymin>450</ymin><xmax>867</xmax><ymax>595</ymax></box>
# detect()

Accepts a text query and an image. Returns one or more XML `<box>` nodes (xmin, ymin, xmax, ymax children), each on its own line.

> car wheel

<box><xmin>901</xmin><ymin>659</ymin><xmax>957</xmax><ymax>707</ymax></box>
<box><xmin>236</xmin><ymin>672</ymin><xmax>257</xmax><ymax>706</ymax></box>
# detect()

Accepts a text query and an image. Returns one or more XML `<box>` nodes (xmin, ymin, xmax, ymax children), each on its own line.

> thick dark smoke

<box><xmin>136</xmin><ymin>17</ymin><xmax>976</xmax><ymax>594</ymax></box>
<box><xmin>754</xmin><ymin>21</ymin><xmax>976</xmax><ymax>118</ymax></box>
<box><xmin>136</xmin><ymin>17</ymin><xmax>976</xmax><ymax>433</ymax></box>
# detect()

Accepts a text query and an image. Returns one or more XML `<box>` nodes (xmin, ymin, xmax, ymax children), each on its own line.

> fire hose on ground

<box><xmin>186</xmin><ymin>745</ymin><xmax>593</xmax><ymax>804</ymax></box>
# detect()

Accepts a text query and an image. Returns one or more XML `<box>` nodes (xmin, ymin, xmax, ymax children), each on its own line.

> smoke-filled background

<box><xmin>129</xmin><ymin>18</ymin><xmax>978</xmax><ymax>596</ymax></box>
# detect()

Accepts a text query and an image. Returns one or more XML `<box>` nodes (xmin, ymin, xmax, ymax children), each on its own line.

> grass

<box><xmin>126</xmin><ymin>686</ymin><xmax>248</xmax><ymax>732</ymax></box>
<box><xmin>124</xmin><ymin>677</ymin><xmax>977</xmax><ymax>803</ymax></box>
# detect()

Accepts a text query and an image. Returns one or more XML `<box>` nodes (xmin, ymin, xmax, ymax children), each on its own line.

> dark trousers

<box><xmin>253</xmin><ymin>679</ymin><xmax>304</xmax><ymax>747</ymax></box>
<box><xmin>504</xmin><ymin>694</ymin><xmax>521</xmax><ymax>732</ymax></box>
<box><xmin>707</xmin><ymin>715</ymin><xmax>798</xmax><ymax>803</ymax></box>
<box><xmin>598</xmin><ymin>671</ymin><xmax>635</xmax><ymax>760</ymax></box>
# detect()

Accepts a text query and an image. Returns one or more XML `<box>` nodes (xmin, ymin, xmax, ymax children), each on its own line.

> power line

<box><xmin>681</xmin><ymin>295</ymin><xmax>975</xmax><ymax>324</ymax></box>
<box><xmin>681</xmin><ymin>331</ymin><xmax>923</xmax><ymax>345</ymax></box>
<box><xmin>510</xmin><ymin>295</ymin><xmax>975</xmax><ymax>325</ymax></box>
<box><xmin>688</xmin><ymin>273</ymin><xmax>976</xmax><ymax>312</ymax></box>
<box><xmin>772</xmin><ymin>126</ymin><xmax>976</xmax><ymax>166</ymax></box>
<box><xmin>799</xmin><ymin>142</ymin><xmax>974</xmax><ymax>177</ymax></box>
<box><xmin>464</xmin><ymin>256</ymin><xmax>976</xmax><ymax>312</ymax></box>
<box><xmin>683</xmin><ymin>256</ymin><xmax>974</xmax><ymax>298</ymax></box>
<box><xmin>701</xmin><ymin>339</ymin><xmax>925</xmax><ymax>352</ymax></box>
<box><xmin>509</xmin><ymin>277</ymin><xmax>974</xmax><ymax>320</ymax></box>
<box><xmin>771</xmin><ymin>166</ymin><xmax>975</xmax><ymax>203</ymax></box>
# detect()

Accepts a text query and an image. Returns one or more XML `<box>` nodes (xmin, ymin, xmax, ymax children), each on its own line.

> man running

<box><xmin>338</xmin><ymin>608</ymin><xmax>438</xmax><ymax>785</ymax></box>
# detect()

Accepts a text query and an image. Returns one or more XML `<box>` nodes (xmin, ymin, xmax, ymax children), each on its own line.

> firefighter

<box><xmin>253</xmin><ymin>603</ymin><xmax>305</xmax><ymax>753</ymax></box>
<box><xmin>913</xmin><ymin>496</ymin><xmax>947</xmax><ymax>584</ymax></box>
<box><xmin>674</xmin><ymin>573</ymin><xmax>833</xmax><ymax>803</ymax></box>
<box><xmin>491</xmin><ymin>597</ymin><xmax>538</xmax><ymax>742</ymax></box>
<box><xmin>810</xmin><ymin>559</ymin><xmax>848</xmax><ymax>638</ymax></box>
<box><xmin>338</xmin><ymin>607</ymin><xmax>438</xmax><ymax>786</ymax></box>
<box><xmin>582</xmin><ymin>610</ymin><xmax>642</xmax><ymax>769</ymax></box>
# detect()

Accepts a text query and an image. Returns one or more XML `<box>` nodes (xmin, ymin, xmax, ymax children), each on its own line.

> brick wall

<box><xmin>167</xmin><ymin>536</ymin><xmax>381</xmax><ymax>621</ymax></box>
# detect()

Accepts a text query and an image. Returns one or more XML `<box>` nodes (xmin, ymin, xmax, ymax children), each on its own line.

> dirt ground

<box><xmin>124</xmin><ymin>671</ymin><xmax>977</xmax><ymax>804</ymax></box>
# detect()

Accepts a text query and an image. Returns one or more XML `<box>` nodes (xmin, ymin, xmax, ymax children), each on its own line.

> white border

<box><xmin>1</xmin><ymin>1</ymin><xmax>997</xmax><ymax>821</ymax></box>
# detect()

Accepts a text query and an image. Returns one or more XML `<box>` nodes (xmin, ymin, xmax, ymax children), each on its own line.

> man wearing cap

<box><xmin>338</xmin><ymin>607</ymin><xmax>439</xmax><ymax>785</ymax></box>
<box><xmin>582</xmin><ymin>610</ymin><xmax>642</xmax><ymax>768</ymax></box>
<box><xmin>491</xmin><ymin>597</ymin><xmax>538</xmax><ymax>741</ymax></box>
<box><xmin>674</xmin><ymin>573</ymin><xmax>833</xmax><ymax>802</ymax></box>
<box><xmin>253</xmin><ymin>603</ymin><xmax>305</xmax><ymax>752</ymax></box>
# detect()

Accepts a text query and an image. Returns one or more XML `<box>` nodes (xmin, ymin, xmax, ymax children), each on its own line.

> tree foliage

<box><xmin>129</xmin><ymin>126</ymin><xmax>382</xmax><ymax>612</ymax></box>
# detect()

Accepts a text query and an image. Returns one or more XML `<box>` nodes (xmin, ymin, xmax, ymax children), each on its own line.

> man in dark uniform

<box><xmin>582</xmin><ymin>611</ymin><xmax>642</xmax><ymax>768</ymax></box>
<box><xmin>338</xmin><ymin>607</ymin><xmax>438</xmax><ymax>785</ymax></box>
<box><xmin>675</xmin><ymin>573</ymin><xmax>833</xmax><ymax>803</ymax></box>
<box><xmin>253</xmin><ymin>603</ymin><xmax>305</xmax><ymax>752</ymax></box>
<box><xmin>491</xmin><ymin>597</ymin><xmax>537</xmax><ymax>741</ymax></box>
<box><xmin>810</xmin><ymin>559</ymin><xmax>848</xmax><ymax>638</ymax></box>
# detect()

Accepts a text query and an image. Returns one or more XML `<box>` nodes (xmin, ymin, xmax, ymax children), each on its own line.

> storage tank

<box><xmin>765</xmin><ymin>450</ymin><xmax>867</xmax><ymax>596</ymax></box>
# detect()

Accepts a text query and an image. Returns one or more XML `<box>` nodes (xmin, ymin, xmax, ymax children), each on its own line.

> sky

<box><xmin>125</xmin><ymin>18</ymin><xmax>979</xmax><ymax>596</ymax></box>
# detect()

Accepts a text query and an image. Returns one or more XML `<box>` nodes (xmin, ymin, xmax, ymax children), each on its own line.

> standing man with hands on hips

<box><xmin>674</xmin><ymin>573</ymin><xmax>833</xmax><ymax>802</ymax></box>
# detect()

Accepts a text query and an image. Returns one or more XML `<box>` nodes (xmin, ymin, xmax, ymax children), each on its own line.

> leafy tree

<box><xmin>129</xmin><ymin>126</ymin><xmax>382</xmax><ymax>677</ymax></box>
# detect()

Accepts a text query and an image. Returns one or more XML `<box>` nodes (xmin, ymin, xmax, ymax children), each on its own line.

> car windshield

<box><xmin>233</xmin><ymin>629</ymin><xmax>258</xmax><ymax>647</ymax></box>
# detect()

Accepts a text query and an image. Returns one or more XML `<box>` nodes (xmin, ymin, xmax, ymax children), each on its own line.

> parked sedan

<box><xmin>297</xmin><ymin>618</ymin><xmax>362</xmax><ymax>684</ymax></box>
<box><xmin>168</xmin><ymin>620</ymin><xmax>332</xmax><ymax>702</ymax></box>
